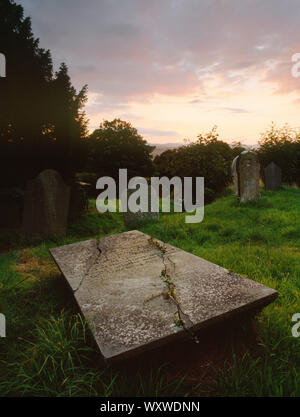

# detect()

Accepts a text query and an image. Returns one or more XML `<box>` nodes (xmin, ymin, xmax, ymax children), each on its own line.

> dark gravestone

<box><xmin>68</xmin><ymin>181</ymin><xmax>89</xmax><ymax>222</ymax></box>
<box><xmin>0</xmin><ymin>188</ymin><xmax>23</xmax><ymax>228</ymax></box>
<box><xmin>22</xmin><ymin>169</ymin><xmax>70</xmax><ymax>239</ymax></box>
<box><xmin>264</xmin><ymin>162</ymin><xmax>282</xmax><ymax>191</ymax></box>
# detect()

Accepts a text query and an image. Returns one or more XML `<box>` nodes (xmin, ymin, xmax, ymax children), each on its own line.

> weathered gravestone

<box><xmin>22</xmin><ymin>169</ymin><xmax>70</xmax><ymax>239</ymax></box>
<box><xmin>122</xmin><ymin>184</ymin><xmax>159</xmax><ymax>228</ymax></box>
<box><xmin>50</xmin><ymin>230</ymin><xmax>277</xmax><ymax>363</ymax></box>
<box><xmin>231</xmin><ymin>155</ymin><xmax>239</xmax><ymax>196</ymax></box>
<box><xmin>264</xmin><ymin>162</ymin><xmax>282</xmax><ymax>191</ymax></box>
<box><xmin>68</xmin><ymin>181</ymin><xmax>90</xmax><ymax>222</ymax></box>
<box><xmin>0</xmin><ymin>188</ymin><xmax>23</xmax><ymax>228</ymax></box>
<box><xmin>231</xmin><ymin>151</ymin><xmax>261</xmax><ymax>203</ymax></box>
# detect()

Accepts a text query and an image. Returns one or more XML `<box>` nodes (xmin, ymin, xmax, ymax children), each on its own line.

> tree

<box><xmin>257</xmin><ymin>123</ymin><xmax>300</xmax><ymax>186</ymax></box>
<box><xmin>88</xmin><ymin>119</ymin><xmax>154</xmax><ymax>181</ymax></box>
<box><xmin>0</xmin><ymin>0</ymin><xmax>52</xmax><ymax>186</ymax></box>
<box><xmin>0</xmin><ymin>0</ymin><xmax>88</xmax><ymax>187</ymax></box>
<box><xmin>47</xmin><ymin>63</ymin><xmax>88</xmax><ymax>182</ymax></box>
<box><xmin>154</xmin><ymin>127</ymin><xmax>234</xmax><ymax>203</ymax></box>
<box><xmin>153</xmin><ymin>149</ymin><xmax>178</xmax><ymax>177</ymax></box>
<box><xmin>231</xmin><ymin>141</ymin><xmax>246</xmax><ymax>157</ymax></box>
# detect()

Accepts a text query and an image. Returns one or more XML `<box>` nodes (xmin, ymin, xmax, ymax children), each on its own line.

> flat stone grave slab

<box><xmin>49</xmin><ymin>230</ymin><xmax>278</xmax><ymax>363</ymax></box>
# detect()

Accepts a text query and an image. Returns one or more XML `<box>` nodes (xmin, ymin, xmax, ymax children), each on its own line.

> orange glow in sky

<box><xmin>21</xmin><ymin>0</ymin><xmax>300</xmax><ymax>145</ymax></box>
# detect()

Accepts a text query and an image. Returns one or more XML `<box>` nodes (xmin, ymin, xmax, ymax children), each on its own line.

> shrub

<box><xmin>154</xmin><ymin>126</ymin><xmax>235</xmax><ymax>203</ymax></box>
<box><xmin>257</xmin><ymin>123</ymin><xmax>300</xmax><ymax>186</ymax></box>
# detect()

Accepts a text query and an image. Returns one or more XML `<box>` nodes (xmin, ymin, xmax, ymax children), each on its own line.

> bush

<box><xmin>153</xmin><ymin>126</ymin><xmax>235</xmax><ymax>203</ymax></box>
<box><xmin>87</xmin><ymin>119</ymin><xmax>154</xmax><ymax>184</ymax></box>
<box><xmin>257</xmin><ymin>123</ymin><xmax>300</xmax><ymax>186</ymax></box>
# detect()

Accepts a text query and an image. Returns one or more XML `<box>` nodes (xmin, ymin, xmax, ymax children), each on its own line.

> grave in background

<box><xmin>232</xmin><ymin>151</ymin><xmax>261</xmax><ymax>202</ymax></box>
<box><xmin>22</xmin><ymin>169</ymin><xmax>70</xmax><ymax>239</ymax></box>
<box><xmin>50</xmin><ymin>230</ymin><xmax>277</xmax><ymax>363</ymax></box>
<box><xmin>231</xmin><ymin>155</ymin><xmax>240</xmax><ymax>196</ymax></box>
<box><xmin>264</xmin><ymin>162</ymin><xmax>282</xmax><ymax>191</ymax></box>
<box><xmin>122</xmin><ymin>184</ymin><xmax>159</xmax><ymax>228</ymax></box>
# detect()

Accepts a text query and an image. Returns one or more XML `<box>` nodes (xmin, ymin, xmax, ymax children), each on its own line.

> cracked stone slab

<box><xmin>49</xmin><ymin>230</ymin><xmax>278</xmax><ymax>363</ymax></box>
<box><xmin>50</xmin><ymin>239</ymin><xmax>100</xmax><ymax>292</ymax></box>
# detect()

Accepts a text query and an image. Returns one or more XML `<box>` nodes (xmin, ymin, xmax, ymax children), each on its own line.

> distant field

<box><xmin>150</xmin><ymin>142</ymin><xmax>183</xmax><ymax>157</ymax></box>
<box><xmin>0</xmin><ymin>186</ymin><xmax>299</xmax><ymax>396</ymax></box>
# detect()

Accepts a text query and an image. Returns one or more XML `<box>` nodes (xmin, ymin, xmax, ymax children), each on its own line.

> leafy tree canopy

<box><xmin>258</xmin><ymin>123</ymin><xmax>300</xmax><ymax>186</ymax></box>
<box><xmin>154</xmin><ymin>127</ymin><xmax>238</xmax><ymax>203</ymax></box>
<box><xmin>88</xmin><ymin>119</ymin><xmax>154</xmax><ymax>180</ymax></box>
<box><xmin>0</xmin><ymin>0</ymin><xmax>88</xmax><ymax>187</ymax></box>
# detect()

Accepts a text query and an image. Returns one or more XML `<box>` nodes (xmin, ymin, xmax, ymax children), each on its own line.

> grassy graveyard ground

<box><xmin>0</xmin><ymin>186</ymin><xmax>299</xmax><ymax>397</ymax></box>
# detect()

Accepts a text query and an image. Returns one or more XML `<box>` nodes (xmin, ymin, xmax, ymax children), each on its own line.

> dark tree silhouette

<box><xmin>257</xmin><ymin>123</ymin><xmax>300</xmax><ymax>186</ymax></box>
<box><xmin>154</xmin><ymin>127</ymin><xmax>235</xmax><ymax>203</ymax></box>
<box><xmin>0</xmin><ymin>0</ymin><xmax>88</xmax><ymax>188</ymax></box>
<box><xmin>47</xmin><ymin>63</ymin><xmax>88</xmax><ymax>183</ymax></box>
<box><xmin>88</xmin><ymin>119</ymin><xmax>154</xmax><ymax>182</ymax></box>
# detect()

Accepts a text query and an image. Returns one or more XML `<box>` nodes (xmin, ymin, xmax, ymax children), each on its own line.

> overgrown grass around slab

<box><xmin>0</xmin><ymin>186</ymin><xmax>299</xmax><ymax>396</ymax></box>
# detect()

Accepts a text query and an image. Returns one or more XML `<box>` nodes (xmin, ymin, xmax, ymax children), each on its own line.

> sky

<box><xmin>20</xmin><ymin>0</ymin><xmax>300</xmax><ymax>145</ymax></box>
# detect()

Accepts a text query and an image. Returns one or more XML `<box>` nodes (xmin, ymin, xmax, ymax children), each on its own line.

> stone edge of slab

<box><xmin>49</xmin><ymin>230</ymin><xmax>278</xmax><ymax>363</ymax></box>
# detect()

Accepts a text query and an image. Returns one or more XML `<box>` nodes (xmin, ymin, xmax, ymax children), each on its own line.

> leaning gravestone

<box><xmin>122</xmin><ymin>184</ymin><xmax>159</xmax><ymax>228</ymax></box>
<box><xmin>50</xmin><ymin>230</ymin><xmax>277</xmax><ymax>363</ymax></box>
<box><xmin>22</xmin><ymin>169</ymin><xmax>70</xmax><ymax>239</ymax></box>
<box><xmin>231</xmin><ymin>155</ymin><xmax>239</xmax><ymax>196</ymax></box>
<box><xmin>232</xmin><ymin>151</ymin><xmax>261</xmax><ymax>203</ymax></box>
<box><xmin>264</xmin><ymin>162</ymin><xmax>282</xmax><ymax>191</ymax></box>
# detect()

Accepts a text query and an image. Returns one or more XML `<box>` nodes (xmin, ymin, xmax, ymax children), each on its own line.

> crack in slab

<box><xmin>163</xmin><ymin>254</ymin><xmax>194</xmax><ymax>329</ymax></box>
<box><xmin>73</xmin><ymin>242</ymin><xmax>102</xmax><ymax>293</ymax></box>
<box><xmin>148</xmin><ymin>237</ymin><xmax>198</xmax><ymax>341</ymax></box>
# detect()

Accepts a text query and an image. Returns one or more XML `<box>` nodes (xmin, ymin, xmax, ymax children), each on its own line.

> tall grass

<box><xmin>0</xmin><ymin>186</ymin><xmax>299</xmax><ymax>396</ymax></box>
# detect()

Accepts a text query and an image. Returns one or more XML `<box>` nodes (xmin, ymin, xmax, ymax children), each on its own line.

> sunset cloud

<box><xmin>21</xmin><ymin>0</ymin><xmax>300</xmax><ymax>144</ymax></box>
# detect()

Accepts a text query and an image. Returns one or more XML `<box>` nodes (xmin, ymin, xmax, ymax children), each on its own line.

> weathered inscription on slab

<box><xmin>50</xmin><ymin>231</ymin><xmax>277</xmax><ymax>362</ymax></box>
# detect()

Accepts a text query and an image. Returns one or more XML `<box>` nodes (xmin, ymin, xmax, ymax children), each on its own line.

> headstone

<box><xmin>232</xmin><ymin>151</ymin><xmax>261</xmax><ymax>203</ymax></box>
<box><xmin>22</xmin><ymin>169</ymin><xmax>70</xmax><ymax>239</ymax></box>
<box><xmin>0</xmin><ymin>188</ymin><xmax>23</xmax><ymax>228</ymax></box>
<box><xmin>50</xmin><ymin>230</ymin><xmax>277</xmax><ymax>363</ymax></box>
<box><xmin>231</xmin><ymin>155</ymin><xmax>239</xmax><ymax>195</ymax></box>
<box><xmin>122</xmin><ymin>184</ymin><xmax>159</xmax><ymax>228</ymax></box>
<box><xmin>68</xmin><ymin>181</ymin><xmax>89</xmax><ymax>222</ymax></box>
<box><xmin>264</xmin><ymin>162</ymin><xmax>282</xmax><ymax>191</ymax></box>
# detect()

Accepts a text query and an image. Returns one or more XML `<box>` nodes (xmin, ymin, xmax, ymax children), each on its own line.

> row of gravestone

<box><xmin>21</xmin><ymin>154</ymin><xmax>281</xmax><ymax>239</ymax></box>
<box><xmin>231</xmin><ymin>151</ymin><xmax>282</xmax><ymax>202</ymax></box>
<box><xmin>20</xmin><ymin>170</ymin><xmax>159</xmax><ymax>239</ymax></box>
<box><xmin>0</xmin><ymin>170</ymin><xmax>90</xmax><ymax>231</ymax></box>
<box><xmin>20</xmin><ymin>169</ymin><xmax>149</xmax><ymax>239</ymax></box>
<box><xmin>21</xmin><ymin>169</ymin><xmax>89</xmax><ymax>239</ymax></box>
